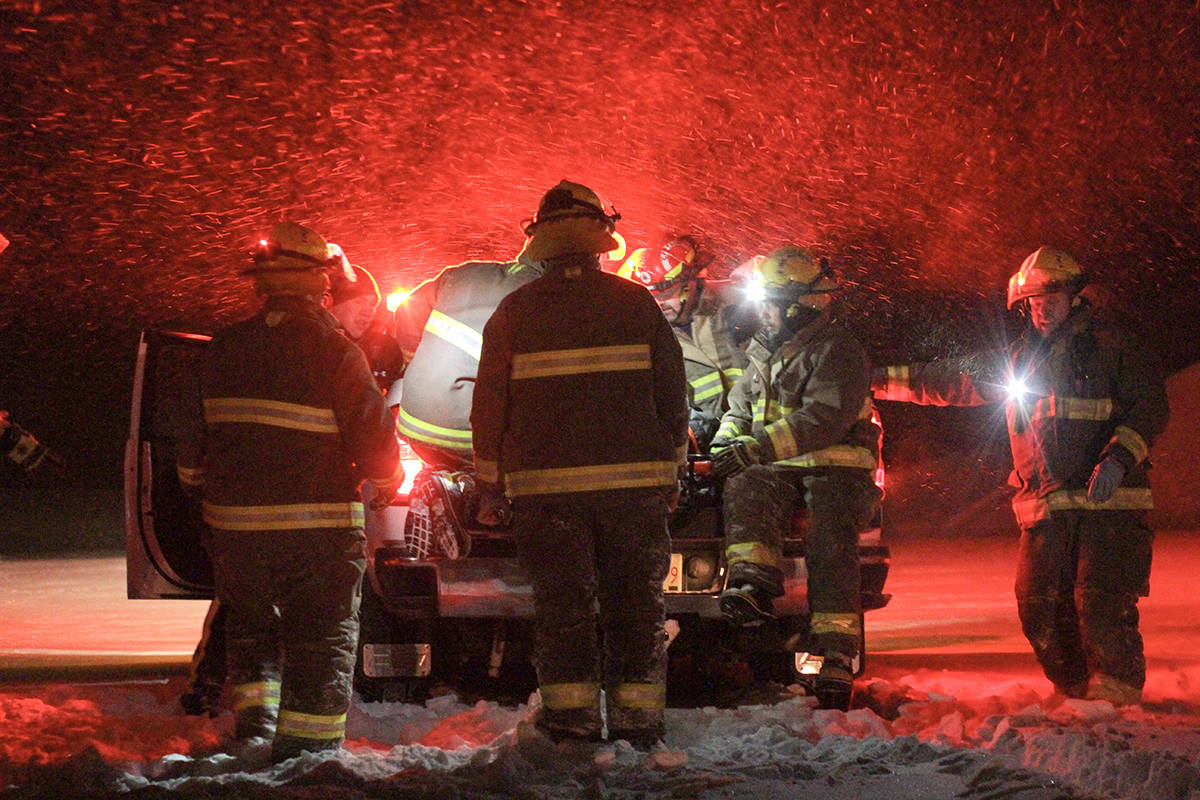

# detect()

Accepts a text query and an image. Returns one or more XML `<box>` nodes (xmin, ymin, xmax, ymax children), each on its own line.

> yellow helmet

<box><xmin>521</xmin><ymin>180</ymin><xmax>621</xmax><ymax>261</ymax></box>
<box><xmin>1007</xmin><ymin>246</ymin><xmax>1086</xmax><ymax>309</ymax></box>
<box><xmin>243</xmin><ymin>222</ymin><xmax>351</xmax><ymax>297</ymax></box>
<box><xmin>756</xmin><ymin>245</ymin><xmax>837</xmax><ymax>301</ymax></box>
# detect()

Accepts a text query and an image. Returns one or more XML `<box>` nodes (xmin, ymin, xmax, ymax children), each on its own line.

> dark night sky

<box><xmin>1</xmin><ymin>0</ymin><xmax>1198</xmax><ymax>498</ymax></box>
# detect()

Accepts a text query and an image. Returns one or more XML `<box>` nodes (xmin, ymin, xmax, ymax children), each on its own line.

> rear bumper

<box><xmin>368</xmin><ymin>542</ymin><xmax>891</xmax><ymax>621</ymax></box>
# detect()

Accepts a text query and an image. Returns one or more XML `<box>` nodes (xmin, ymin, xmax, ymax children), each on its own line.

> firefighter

<box><xmin>177</xmin><ymin>221</ymin><xmax>404</xmax><ymax>761</ymax></box>
<box><xmin>471</xmin><ymin>180</ymin><xmax>689</xmax><ymax>746</ymax></box>
<box><xmin>617</xmin><ymin>237</ymin><xmax>749</xmax><ymax>451</ymax></box>
<box><xmin>180</xmin><ymin>260</ymin><xmax>403</xmax><ymax>719</ymax></box>
<box><xmin>710</xmin><ymin>246</ymin><xmax>882</xmax><ymax>711</ymax></box>
<box><xmin>390</xmin><ymin>208</ymin><xmax>556</xmax><ymax>550</ymax></box>
<box><xmin>327</xmin><ymin>263</ymin><xmax>405</xmax><ymax>397</ymax></box>
<box><xmin>872</xmin><ymin>246</ymin><xmax>1169</xmax><ymax>705</ymax></box>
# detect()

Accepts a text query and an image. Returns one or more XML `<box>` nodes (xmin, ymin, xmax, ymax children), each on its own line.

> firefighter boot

<box><xmin>814</xmin><ymin>653</ymin><xmax>854</xmax><ymax>711</ymax></box>
<box><xmin>607</xmin><ymin>682</ymin><xmax>667</xmax><ymax>750</ymax></box>
<box><xmin>179</xmin><ymin>680</ymin><xmax>223</xmax><ymax>718</ymax></box>
<box><xmin>1085</xmin><ymin>673</ymin><xmax>1142</xmax><ymax>706</ymax></box>
<box><xmin>812</xmin><ymin>632</ymin><xmax>858</xmax><ymax>711</ymax></box>
<box><xmin>719</xmin><ymin>562</ymin><xmax>785</xmax><ymax>627</ymax></box>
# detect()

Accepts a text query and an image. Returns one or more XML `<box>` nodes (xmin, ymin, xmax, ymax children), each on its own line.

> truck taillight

<box><xmin>870</xmin><ymin>405</ymin><xmax>885</xmax><ymax>491</ymax></box>
<box><xmin>398</xmin><ymin>440</ymin><xmax>423</xmax><ymax>498</ymax></box>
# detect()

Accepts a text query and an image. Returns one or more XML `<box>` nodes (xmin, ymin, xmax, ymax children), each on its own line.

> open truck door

<box><xmin>124</xmin><ymin>329</ymin><xmax>214</xmax><ymax>600</ymax></box>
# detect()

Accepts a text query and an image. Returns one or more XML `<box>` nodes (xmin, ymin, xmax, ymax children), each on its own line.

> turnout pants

<box><xmin>723</xmin><ymin>465</ymin><xmax>881</xmax><ymax>656</ymax></box>
<box><xmin>1015</xmin><ymin>510</ymin><xmax>1152</xmax><ymax>692</ymax></box>
<box><xmin>210</xmin><ymin>527</ymin><xmax>366</xmax><ymax>761</ymax></box>
<box><xmin>513</xmin><ymin>494</ymin><xmax>671</xmax><ymax>740</ymax></box>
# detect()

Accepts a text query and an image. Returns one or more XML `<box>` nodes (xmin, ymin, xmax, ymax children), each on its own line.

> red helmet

<box><xmin>617</xmin><ymin>238</ymin><xmax>699</xmax><ymax>294</ymax></box>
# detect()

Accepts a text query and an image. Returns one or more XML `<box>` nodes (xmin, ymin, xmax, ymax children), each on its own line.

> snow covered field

<box><xmin>3</xmin><ymin>531</ymin><xmax>1199</xmax><ymax>799</ymax></box>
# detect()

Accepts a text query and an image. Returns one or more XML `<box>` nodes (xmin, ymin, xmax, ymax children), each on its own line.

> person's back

<box><xmin>394</xmin><ymin>257</ymin><xmax>545</xmax><ymax>469</ymax></box>
<box><xmin>477</xmin><ymin>264</ymin><xmax>686</xmax><ymax>500</ymax></box>
<box><xmin>203</xmin><ymin>296</ymin><xmax>393</xmax><ymax>517</ymax></box>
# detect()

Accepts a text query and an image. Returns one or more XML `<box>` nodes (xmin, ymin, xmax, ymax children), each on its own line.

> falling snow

<box><xmin>1</xmin><ymin>1</ymin><xmax>1199</xmax><ymax>483</ymax></box>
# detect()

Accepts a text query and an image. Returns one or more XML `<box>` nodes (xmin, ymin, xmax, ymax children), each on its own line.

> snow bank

<box><xmin>2</xmin><ymin>673</ymin><xmax>1197</xmax><ymax>799</ymax></box>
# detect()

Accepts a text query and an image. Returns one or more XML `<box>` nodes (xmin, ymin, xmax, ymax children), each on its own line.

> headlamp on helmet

<box><xmin>245</xmin><ymin>222</ymin><xmax>353</xmax><ymax>280</ymax></box>
<box><xmin>755</xmin><ymin>246</ymin><xmax>838</xmax><ymax>304</ymax></box>
<box><xmin>521</xmin><ymin>180</ymin><xmax>623</xmax><ymax>261</ymax></box>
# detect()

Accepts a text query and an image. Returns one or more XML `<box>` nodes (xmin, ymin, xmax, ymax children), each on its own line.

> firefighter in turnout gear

<box><xmin>391</xmin><ymin>211</ymin><xmax>558</xmax><ymax>551</ymax></box>
<box><xmin>872</xmin><ymin>246</ymin><xmax>1169</xmax><ymax>705</ymax></box>
<box><xmin>471</xmin><ymin>180</ymin><xmax>689</xmax><ymax>746</ymax></box>
<box><xmin>328</xmin><ymin>263</ymin><xmax>406</xmax><ymax>397</ymax></box>
<box><xmin>617</xmin><ymin>237</ymin><xmax>749</xmax><ymax>451</ymax></box>
<box><xmin>710</xmin><ymin>246</ymin><xmax>882</xmax><ymax>711</ymax></box>
<box><xmin>177</xmin><ymin>222</ymin><xmax>403</xmax><ymax>762</ymax></box>
<box><xmin>180</xmin><ymin>260</ymin><xmax>404</xmax><ymax>719</ymax></box>
<box><xmin>394</xmin><ymin>246</ymin><xmax>549</xmax><ymax>470</ymax></box>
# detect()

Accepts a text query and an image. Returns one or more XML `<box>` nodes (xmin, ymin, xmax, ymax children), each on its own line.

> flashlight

<box><xmin>1003</xmin><ymin>379</ymin><xmax>1032</xmax><ymax>402</ymax></box>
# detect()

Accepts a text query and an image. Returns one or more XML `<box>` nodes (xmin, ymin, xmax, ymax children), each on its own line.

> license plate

<box><xmin>361</xmin><ymin>643</ymin><xmax>432</xmax><ymax>678</ymax></box>
<box><xmin>662</xmin><ymin>552</ymin><xmax>684</xmax><ymax>593</ymax></box>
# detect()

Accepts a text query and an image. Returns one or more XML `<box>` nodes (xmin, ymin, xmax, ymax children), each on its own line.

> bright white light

<box><xmin>744</xmin><ymin>273</ymin><xmax>766</xmax><ymax>304</ymax></box>
<box><xmin>386</xmin><ymin>288</ymin><xmax>413</xmax><ymax>312</ymax></box>
<box><xmin>1006</xmin><ymin>377</ymin><xmax>1029</xmax><ymax>400</ymax></box>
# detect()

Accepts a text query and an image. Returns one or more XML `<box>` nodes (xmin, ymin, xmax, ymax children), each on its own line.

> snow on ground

<box><xmin>2</xmin><ymin>668</ymin><xmax>1198</xmax><ymax>799</ymax></box>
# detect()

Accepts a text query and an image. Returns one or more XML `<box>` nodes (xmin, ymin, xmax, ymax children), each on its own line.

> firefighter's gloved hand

<box><xmin>711</xmin><ymin>435</ymin><xmax>760</xmax><ymax>478</ymax></box>
<box><xmin>369</xmin><ymin>476</ymin><xmax>403</xmax><ymax>510</ymax></box>
<box><xmin>476</xmin><ymin>481</ymin><xmax>511</xmax><ymax>527</ymax></box>
<box><xmin>1087</xmin><ymin>455</ymin><xmax>1126</xmax><ymax>503</ymax></box>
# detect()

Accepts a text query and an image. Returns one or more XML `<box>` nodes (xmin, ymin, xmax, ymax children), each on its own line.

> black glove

<box><xmin>711</xmin><ymin>436</ymin><xmax>760</xmax><ymax>478</ymax></box>
<box><xmin>1087</xmin><ymin>455</ymin><xmax>1126</xmax><ymax>503</ymax></box>
<box><xmin>368</xmin><ymin>469</ymin><xmax>405</xmax><ymax>510</ymax></box>
<box><xmin>475</xmin><ymin>481</ymin><xmax>512</xmax><ymax>527</ymax></box>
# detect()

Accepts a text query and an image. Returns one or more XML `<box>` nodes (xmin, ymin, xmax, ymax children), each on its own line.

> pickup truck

<box><xmin>126</xmin><ymin>329</ymin><xmax>891</xmax><ymax>705</ymax></box>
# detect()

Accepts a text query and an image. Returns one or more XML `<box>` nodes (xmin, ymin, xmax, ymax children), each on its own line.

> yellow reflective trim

<box><xmin>810</xmin><ymin>612</ymin><xmax>862</xmax><ymax>637</ymax></box>
<box><xmin>714</xmin><ymin>419</ymin><xmax>743</xmax><ymax>441</ymax></box>
<box><xmin>873</xmin><ymin>365</ymin><xmax>913</xmax><ymax>402</ymax></box>
<box><xmin>540</xmin><ymin>681</ymin><xmax>602</xmax><ymax>710</ymax></box>
<box><xmin>396</xmin><ymin>406</ymin><xmax>473</xmax><ymax>451</ymax></box>
<box><xmin>725</xmin><ymin>541</ymin><xmax>781</xmax><ymax>568</ymax></box>
<box><xmin>764</xmin><ymin>419</ymin><xmax>797</xmax><ymax>460</ymax></box>
<box><xmin>204</xmin><ymin>397</ymin><xmax>338</xmax><ymax>434</ymax></box>
<box><xmin>426</xmin><ymin>309</ymin><xmax>483</xmax><ymax>360</ymax></box>
<box><xmin>231</xmin><ymin>680</ymin><xmax>281</xmax><ymax>712</ymax></box>
<box><xmin>510</xmin><ymin>344</ymin><xmax>651</xmax><ymax>380</ymax></box>
<box><xmin>725</xmin><ymin>367</ymin><xmax>744</xmax><ymax>378</ymax></box>
<box><xmin>176</xmin><ymin>464</ymin><xmax>205</xmax><ymax>487</ymax></box>
<box><xmin>777</xmin><ymin>445</ymin><xmax>878</xmax><ymax>470</ymax></box>
<box><xmin>476</xmin><ymin>457</ymin><xmax>500</xmax><ymax>484</ymax></box>
<box><xmin>506</xmin><ymin>460</ymin><xmax>677</xmax><ymax>496</ymax></box>
<box><xmin>609</xmin><ymin>682</ymin><xmax>666</xmax><ymax>710</ymax></box>
<box><xmin>277</xmin><ymin>709</ymin><xmax>347</xmax><ymax>740</ymax></box>
<box><xmin>1012</xmin><ymin>487</ymin><xmax>1155</xmax><ymax>527</ymax></box>
<box><xmin>1112</xmin><ymin>424</ymin><xmax>1150</xmax><ymax>464</ymax></box>
<box><xmin>690</xmin><ymin>371</ymin><xmax>725</xmax><ymax>402</ymax></box>
<box><xmin>1028</xmin><ymin>395</ymin><xmax>1113</xmax><ymax>424</ymax></box>
<box><xmin>203</xmin><ymin>501</ymin><xmax>365</xmax><ymax>531</ymax></box>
